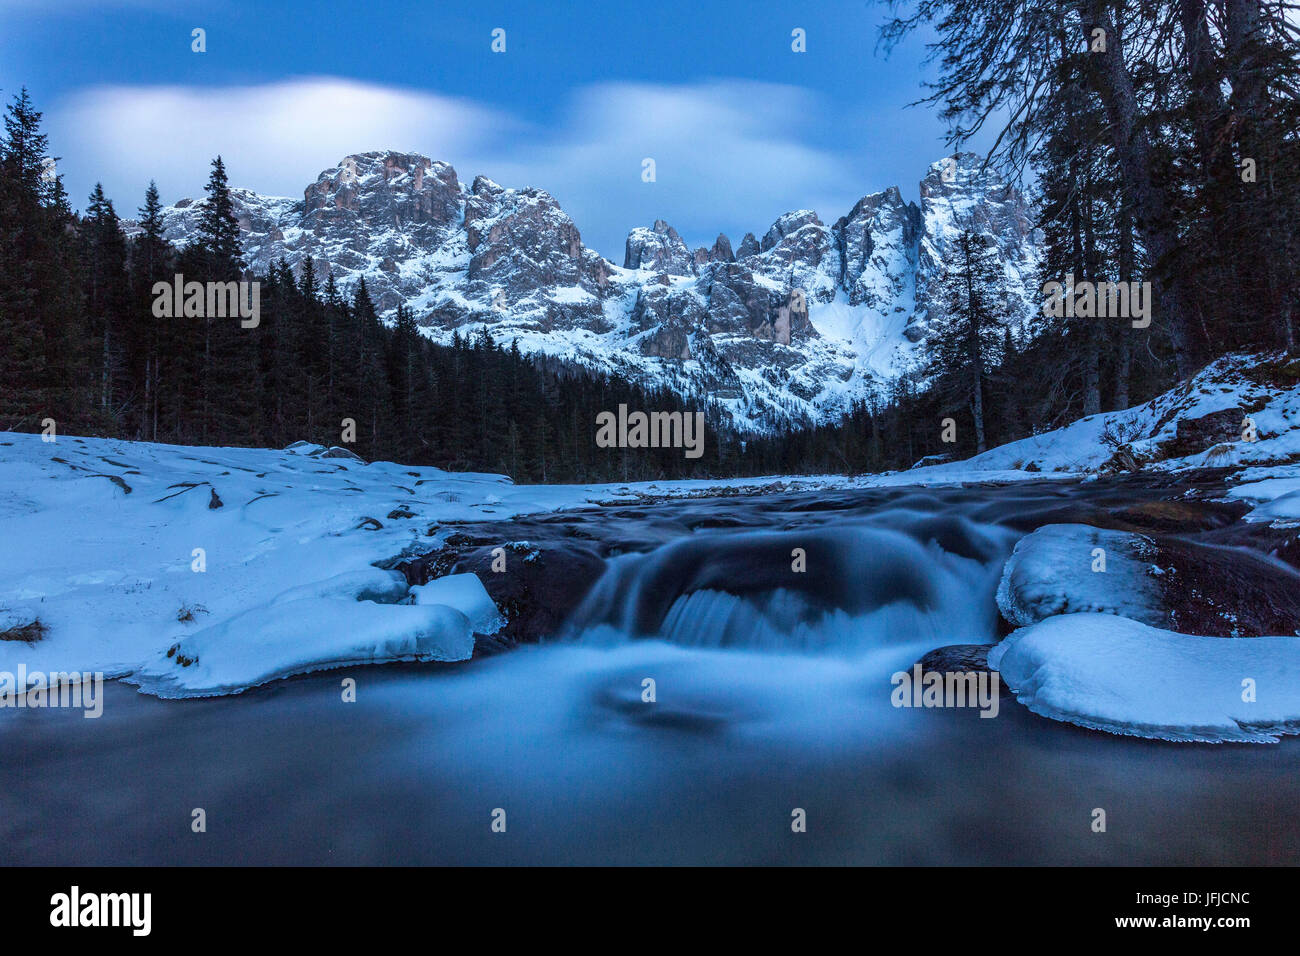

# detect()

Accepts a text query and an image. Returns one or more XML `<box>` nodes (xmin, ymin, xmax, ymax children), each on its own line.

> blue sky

<box><xmin>0</xmin><ymin>0</ymin><xmax>992</xmax><ymax>259</ymax></box>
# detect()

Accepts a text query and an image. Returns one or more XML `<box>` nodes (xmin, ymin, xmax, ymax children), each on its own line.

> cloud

<box><xmin>487</xmin><ymin>80</ymin><xmax>862</xmax><ymax>256</ymax></box>
<box><xmin>49</xmin><ymin>76</ymin><xmax>873</xmax><ymax>260</ymax></box>
<box><xmin>49</xmin><ymin>76</ymin><xmax>515</xmax><ymax>209</ymax></box>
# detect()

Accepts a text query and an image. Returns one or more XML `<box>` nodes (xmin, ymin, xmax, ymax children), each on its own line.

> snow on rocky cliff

<box><xmin>144</xmin><ymin>151</ymin><xmax>1042</xmax><ymax>433</ymax></box>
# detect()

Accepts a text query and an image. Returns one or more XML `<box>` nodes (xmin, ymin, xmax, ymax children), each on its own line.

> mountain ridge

<box><xmin>142</xmin><ymin>150</ymin><xmax>1043</xmax><ymax>433</ymax></box>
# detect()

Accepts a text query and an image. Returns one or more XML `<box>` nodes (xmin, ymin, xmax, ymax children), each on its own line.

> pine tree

<box><xmin>923</xmin><ymin>230</ymin><xmax>1007</xmax><ymax>454</ymax></box>
<box><xmin>195</xmin><ymin>156</ymin><xmax>243</xmax><ymax>276</ymax></box>
<box><xmin>350</xmin><ymin>279</ymin><xmax>390</xmax><ymax>459</ymax></box>
<box><xmin>2</xmin><ymin>88</ymin><xmax>51</xmax><ymax>197</ymax></box>
<box><xmin>82</xmin><ymin>183</ymin><xmax>131</xmax><ymax>422</ymax></box>
<box><xmin>192</xmin><ymin>155</ymin><xmax>255</xmax><ymax>442</ymax></box>
<box><xmin>131</xmin><ymin>181</ymin><xmax>174</xmax><ymax>439</ymax></box>
<box><xmin>1033</xmin><ymin>34</ymin><xmax>1137</xmax><ymax>420</ymax></box>
<box><xmin>0</xmin><ymin>88</ymin><xmax>85</xmax><ymax>428</ymax></box>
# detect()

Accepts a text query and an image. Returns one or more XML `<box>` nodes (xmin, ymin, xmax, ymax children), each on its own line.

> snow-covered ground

<box><xmin>902</xmin><ymin>351</ymin><xmax>1300</xmax><ymax>481</ymax></box>
<box><xmin>985</xmin><ymin>516</ymin><xmax>1300</xmax><ymax>741</ymax></box>
<box><xmin>1226</xmin><ymin>466</ymin><xmax>1300</xmax><ymax>526</ymax></box>
<box><xmin>0</xmin><ymin>434</ymin><xmax>630</xmax><ymax>697</ymax></box>
<box><xmin>964</xmin><ymin>352</ymin><xmax>1300</xmax><ymax>742</ymax></box>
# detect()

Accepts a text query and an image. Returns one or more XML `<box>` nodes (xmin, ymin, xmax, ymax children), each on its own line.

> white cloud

<box><xmin>487</xmin><ymin>80</ymin><xmax>862</xmax><ymax>256</ymax></box>
<box><xmin>49</xmin><ymin>76</ymin><xmax>514</xmax><ymax>207</ymax></box>
<box><xmin>49</xmin><ymin>76</ymin><xmax>873</xmax><ymax>260</ymax></box>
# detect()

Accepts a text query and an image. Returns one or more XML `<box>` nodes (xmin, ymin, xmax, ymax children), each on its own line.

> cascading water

<box><xmin>563</xmin><ymin>510</ymin><xmax>1019</xmax><ymax>658</ymax></box>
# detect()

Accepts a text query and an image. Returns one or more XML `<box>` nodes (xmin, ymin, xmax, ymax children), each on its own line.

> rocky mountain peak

<box><xmin>624</xmin><ymin>219</ymin><xmax>693</xmax><ymax>274</ymax></box>
<box><xmin>760</xmin><ymin>209</ymin><xmax>823</xmax><ymax>252</ymax></box>
<box><xmin>833</xmin><ymin>186</ymin><xmax>921</xmax><ymax>310</ymax></box>
<box><xmin>155</xmin><ymin>150</ymin><xmax>1042</xmax><ymax>432</ymax></box>
<box><xmin>710</xmin><ymin>233</ymin><xmax>734</xmax><ymax>262</ymax></box>
<box><xmin>303</xmin><ymin>151</ymin><xmax>462</xmax><ymax>235</ymax></box>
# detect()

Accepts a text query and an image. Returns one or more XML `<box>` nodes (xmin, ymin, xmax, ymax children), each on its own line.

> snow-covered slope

<box><xmin>897</xmin><ymin>351</ymin><xmax>1300</xmax><ymax>486</ymax></box>
<box><xmin>141</xmin><ymin>151</ymin><xmax>1041</xmax><ymax>432</ymax></box>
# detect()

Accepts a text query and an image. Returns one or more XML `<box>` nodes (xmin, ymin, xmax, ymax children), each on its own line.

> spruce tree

<box><xmin>82</xmin><ymin>183</ymin><xmax>130</xmax><ymax>422</ymax></box>
<box><xmin>131</xmin><ymin>181</ymin><xmax>174</xmax><ymax>439</ymax></box>
<box><xmin>196</xmin><ymin>156</ymin><xmax>243</xmax><ymax>276</ymax></box>
<box><xmin>923</xmin><ymin>230</ymin><xmax>1007</xmax><ymax>454</ymax></box>
<box><xmin>0</xmin><ymin>88</ymin><xmax>84</xmax><ymax>428</ymax></box>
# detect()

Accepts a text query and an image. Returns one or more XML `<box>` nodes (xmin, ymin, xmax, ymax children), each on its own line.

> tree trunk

<box><xmin>1080</xmin><ymin>152</ymin><xmax>1101</xmax><ymax>417</ymax></box>
<box><xmin>1180</xmin><ymin>0</ymin><xmax>1228</xmax><ymax>175</ymax></box>
<box><xmin>1225</xmin><ymin>0</ymin><xmax>1291</xmax><ymax>351</ymax></box>
<box><xmin>1076</xmin><ymin>2</ymin><xmax>1196</xmax><ymax>375</ymax></box>
<box><xmin>1114</xmin><ymin>198</ymin><xmax>1135</xmax><ymax>408</ymax></box>
<box><xmin>203</xmin><ymin>317</ymin><xmax>211</xmax><ymax>443</ymax></box>
<box><xmin>100</xmin><ymin>324</ymin><xmax>111</xmax><ymax>410</ymax></box>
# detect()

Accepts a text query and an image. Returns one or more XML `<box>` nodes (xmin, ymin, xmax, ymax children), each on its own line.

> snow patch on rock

<box><xmin>996</xmin><ymin>524</ymin><xmax>1166</xmax><ymax>628</ymax></box>
<box><xmin>989</xmin><ymin>613</ymin><xmax>1300</xmax><ymax>743</ymax></box>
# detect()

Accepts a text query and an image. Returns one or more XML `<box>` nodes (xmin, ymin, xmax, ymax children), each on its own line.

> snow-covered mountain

<box><xmin>150</xmin><ymin>151</ymin><xmax>1042</xmax><ymax>432</ymax></box>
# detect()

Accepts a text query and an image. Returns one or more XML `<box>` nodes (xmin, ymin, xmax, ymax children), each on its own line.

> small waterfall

<box><xmin>563</xmin><ymin>514</ymin><xmax>1013</xmax><ymax>655</ymax></box>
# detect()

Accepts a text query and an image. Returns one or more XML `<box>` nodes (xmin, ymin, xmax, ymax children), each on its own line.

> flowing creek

<box><xmin>3</xmin><ymin>477</ymin><xmax>1298</xmax><ymax>864</ymax></box>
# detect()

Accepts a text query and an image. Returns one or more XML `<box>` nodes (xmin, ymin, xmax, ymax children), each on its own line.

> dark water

<box><xmin>3</xmin><ymin>479</ymin><xmax>1298</xmax><ymax>865</ymax></box>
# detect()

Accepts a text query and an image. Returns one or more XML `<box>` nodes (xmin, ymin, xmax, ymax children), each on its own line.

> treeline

<box><xmin>0</xmin><ymin>84</ymin><xmax>988</xmax><ymax>482</ymax></box>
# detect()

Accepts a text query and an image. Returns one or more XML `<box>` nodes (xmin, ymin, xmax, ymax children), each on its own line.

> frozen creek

<box><xmin>3</xmin><ymin>478</ymin><xmax>1299</xmax><ymax>865</ymax></box>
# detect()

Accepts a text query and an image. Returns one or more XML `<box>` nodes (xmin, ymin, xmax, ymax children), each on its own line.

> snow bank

<box><xmin>1247</xmin><ymin>490</ymin><xmax>1300</xmax><ymax>525</ymax></box>
<box><xmin>989</xmin><ymin>613</ymin><xmax>1300</xmax><ymax>743</ymax></box>
<box><xmin>127</xmin><ymin>599</ymin><xmax>475</xmax><ymax>698</ymax></box>
<box><xmin>1226</xmin><ymin>472</ymin><xmax>1300</xmax><ymax>505</ymax></box>
<box><xmin>996</xmin><ymin>524</ymin><xmax>1166</xmax><ymax>627</ymax></box>
<box><xmin>1226</xmin><ymin>471</ymin><xmax>1300</xmax><ymax>525</ymax></box>
<box><xmin>270</xmin><ymin>568</ymin><xmax>410</xmax><ymax>606</ymax></box>
<box><xmin>0</xmin><ymin>431</ymin><xmax>663</xmax><ymax>698</ymax></box>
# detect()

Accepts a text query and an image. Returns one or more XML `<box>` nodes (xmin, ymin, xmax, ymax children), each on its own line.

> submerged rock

<box><xmin>1109</xmin><ymin>497</ymin><xmax>1248</xmax><ymax>534</ymax></box>
<box><xmin>917</xmin><ymin>644</ymin><xmax>992</xmax><ymax>674</ymax></box>
<box><xmin>395</xmin><ymin>537</ymin><xmax>608</xmax><ymax>647</ymax></box>
<box><xmin>914</xmin><ymin>644</ymin><xmax>1013</xmax><ymax>697</ymax></box>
